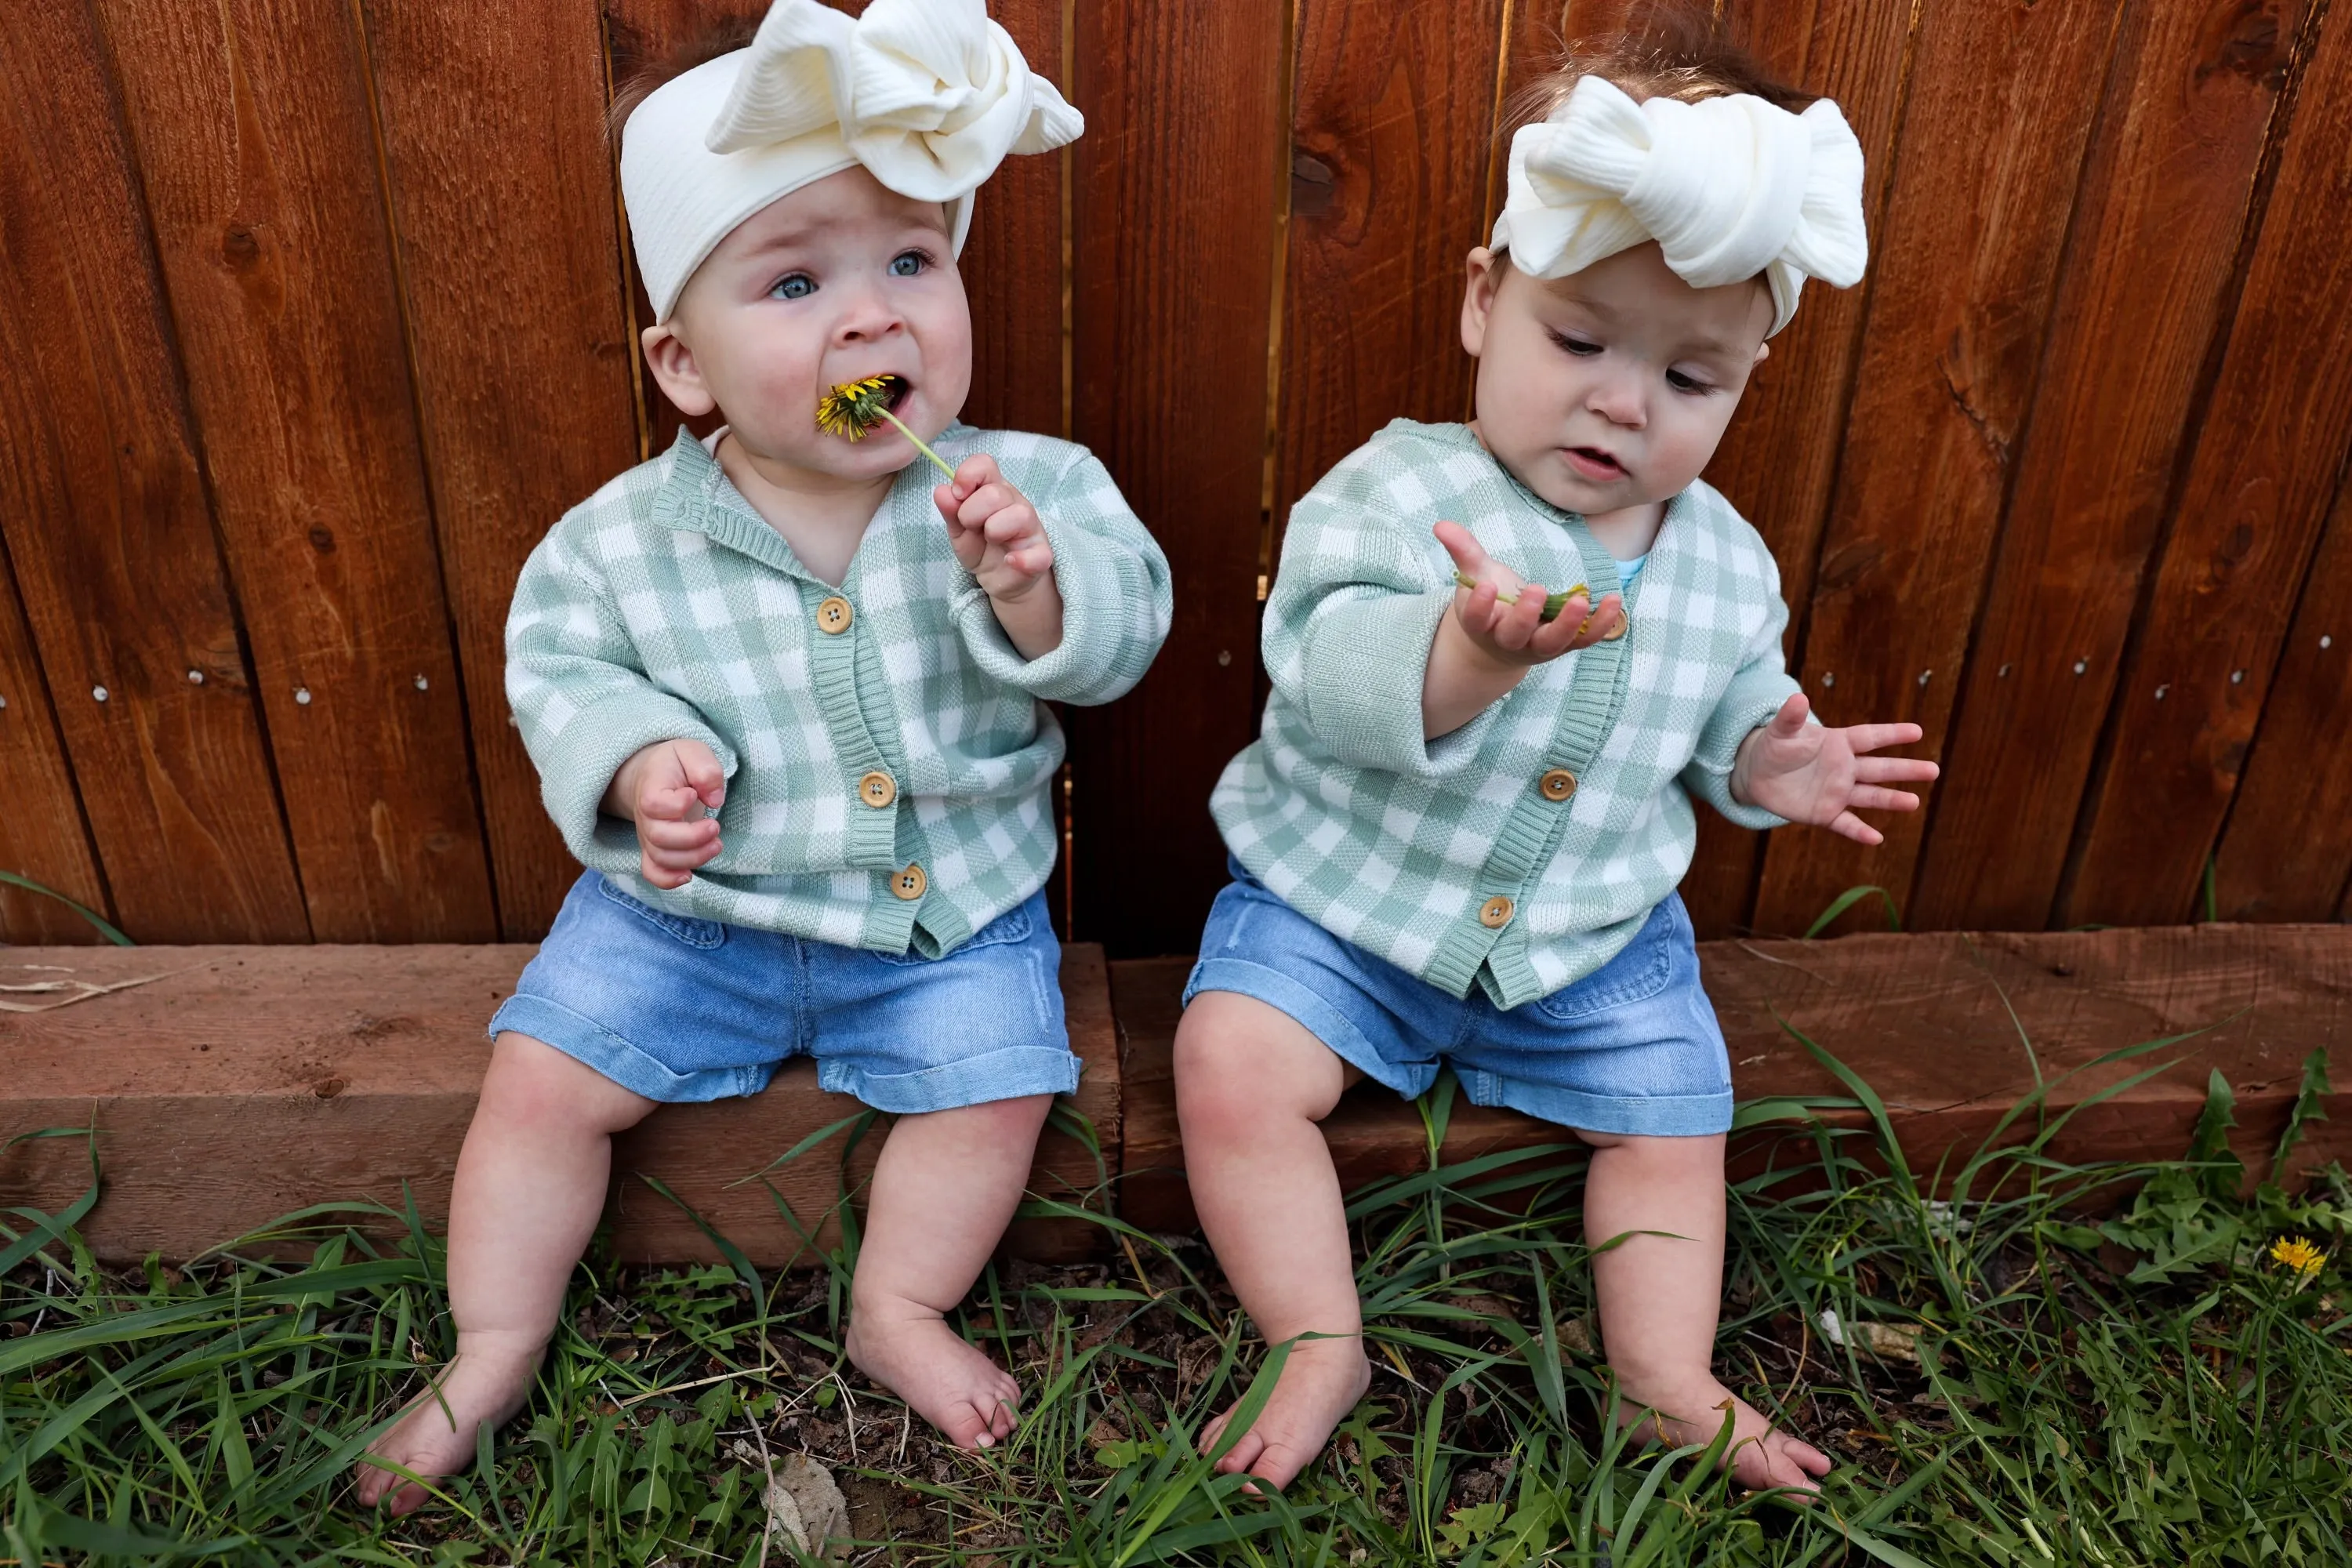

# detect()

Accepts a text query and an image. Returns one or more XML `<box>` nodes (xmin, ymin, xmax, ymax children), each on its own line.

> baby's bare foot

<box><xmin>846</xmin><ymin>1308</ymin><xmax>1021</xmax><ymax>1449</ymax></box>
<box><xmin>1619</xmin><ymin>1377</ymin><xmax>1831</xmax><ymax>1496</ymax></box>
<box><xmin>353</xmin><ymin>1345</ymin><xmax>539</xmax><ymax>1514</ymax></box>
<box><xmin>1198</xmin><ymin>1334</ymin><xmax>1371</xmax><ymax>1493</ymax></box>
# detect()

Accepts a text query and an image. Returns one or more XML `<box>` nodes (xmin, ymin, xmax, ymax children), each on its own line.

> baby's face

<box><xmin>648</xmin><ymin>166</ymin><xmax>971</xmax><ymax>480</ymax></box>
<box><xmin>1460</xmin><ymin>241</ymin><xmax>1772</xmax><ymax>519</ymax></box>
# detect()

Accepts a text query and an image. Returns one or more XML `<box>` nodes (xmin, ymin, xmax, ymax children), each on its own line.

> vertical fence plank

<box><xmin>2212</xmin><ymin>475</ymin><xmax>2352</xmax><ymax>920</ymax></box>
<box><xmin>1069</xmin><ymin>0</ymin><xmax>1284</xmax><ymax>955</ymax></box>
<box><xmin>0</xmin><ymin>586</ymin><xmax>109</xmax><ymax>946</ymax></box>
<box><xmin>1749</xmin><ymin>0</ymin><xmax>2124</xmax><ymax>938</ymax></box>
<box><xmin>93</xmin><ymin>0</ymin><xmax>497</xmax><ymax>942</ymax></box>
<box><xmin>1910</xmin><ymin>0</ymin><xmax>2308</xmax><ymax>933</ymax></box>
<box><xmin>960</xmin><ymin>0</ymin><xmax>1067</xmax><ymax>440</ymax></box>
<box><xmin>2061</xmin><ymin>8</ymin><xmax>2352</xmax><ymax>928</ymax></box>
<box><xmin>1679</xmin><ymin>0</ymin><xmax>1916</xmax><ymax>938</ymax></box>
<box><xmin>1270</xmin><ymin>0</ymin><xmax>1508</xmax><ymax>544</ymax></box>
<box><xmin>0</xmin><ymin>0</ymin><xmax>307</xmax><ymax>942</ymax></box>
<box><xmin>361</xmin><ymin>0</ymin><xmax>640</xmax><ymax>939</ymax></box>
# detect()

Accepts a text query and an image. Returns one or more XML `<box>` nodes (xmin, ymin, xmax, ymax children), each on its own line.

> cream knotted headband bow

<box><xmin>1490</xmin><ymin>74</ymin><xmax>1867</xmax><ymax>336</ymax></box>
<box><xmin>620</xmin><ymin>0</ymin><xmax>1082</xmax><ymax>322</ymax></box>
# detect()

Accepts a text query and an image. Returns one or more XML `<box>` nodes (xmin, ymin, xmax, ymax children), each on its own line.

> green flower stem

<box><xmin>877</xmin><ymin>405</ymin><xmax>957</xmax><ymax>480</ymax></box>
<box><xmin>1450</xmin><ymin>569</ymin><xmax>1590</xmax><ymax>624</ymax></box>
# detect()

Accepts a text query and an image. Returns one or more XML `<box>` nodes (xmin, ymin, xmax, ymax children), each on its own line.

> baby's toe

<box><xmin>1211</xmin><ymin>1428</ymin><xmax>1265</xmax><ymax>1475</ymax></box>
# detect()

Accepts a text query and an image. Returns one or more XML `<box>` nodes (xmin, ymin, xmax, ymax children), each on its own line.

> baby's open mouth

<box><xmin>1568</xmin><ymin>445</ymin><xmax>1624</xmax><ymax>476</ymax></box>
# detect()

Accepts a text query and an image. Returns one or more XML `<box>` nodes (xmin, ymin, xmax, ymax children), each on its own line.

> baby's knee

<box><xmin>480</xmin><ymin>1031</ymin><xmax>653</xmax><ymax>1134</ymax></box>
<box><xmin>1174</xmin><ymin>993</ymin><xmax>1347</xmax><ymax>1127</ymax></box>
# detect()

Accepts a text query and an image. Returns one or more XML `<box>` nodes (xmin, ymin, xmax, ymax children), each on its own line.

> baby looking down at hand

<box><xmin>1176</xmin><ymin>31</ymin><xmax>1936</xmax><ymax>1494</ymax></box>
<box><xmin>355</xmin><ymin>0</ymin><xmax>1171</xmax><ymax>1513</ymax></box>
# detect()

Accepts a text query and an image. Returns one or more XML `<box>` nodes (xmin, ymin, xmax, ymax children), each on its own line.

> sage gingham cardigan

<box><xmin>1211</xmin><ymin>419</ymin><xmax>1798</xmax><ymax>1009</ymax></box>
<box><xmin>507</xmin><ymin>426</ymin><xmax>1170</xmax><ymax>957</ymax></box>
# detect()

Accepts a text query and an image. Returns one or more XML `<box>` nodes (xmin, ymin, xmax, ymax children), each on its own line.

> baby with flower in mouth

<box><xmin>355</xmin><ymin>0</ymin><xmax>1169</xmax><ymax>1512</ymax></box>
<box><xmin>1178</xmin><ymin>29</ymin><xmax>1937</xmax><ymax>1494</ymax></box>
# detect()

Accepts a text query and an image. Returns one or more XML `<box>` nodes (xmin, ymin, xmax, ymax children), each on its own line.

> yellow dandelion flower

<box><xmin>815</xmin><ymin>375</ymin><xmax>896</xmax><ymax>441</ymax></box>
<box><xmin>2270</xmin><ymin>1234</ymin><xmax>2326</xmax><ymax>1281</ymax></box>
<box><xmin>815</xmin><ymin>375</ymin><xmax>955</xmax><ymax>477</ymax></box>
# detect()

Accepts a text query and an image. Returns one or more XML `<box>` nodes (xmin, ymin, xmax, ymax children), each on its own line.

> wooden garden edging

<box><xmin>2</xmin><ymin>926</ymin><xmax>2347</xmax><ymax>1265</ymax></box>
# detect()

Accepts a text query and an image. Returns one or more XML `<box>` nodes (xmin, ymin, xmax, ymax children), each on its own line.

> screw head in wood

<box><xmin>295</xmin><ymin>687</ymin><xmax>312</xmax><ymax>706</ymax></box>
<box><xmin>92</xmin><ymin>685</ymin><xmax>108</xmax><ymax>702</ymax></box>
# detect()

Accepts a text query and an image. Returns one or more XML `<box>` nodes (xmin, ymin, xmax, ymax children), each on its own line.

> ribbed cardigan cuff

<box><xmin>953</xmin><ymin>514</ymin><xmax>1157</xmax><ymax>706</ymax></box>
<box><xmin>534</xmin><ymin>688</ymin><xmax>736</xmax><ymax>875</ymax></box>
<box><xmin>1682</xmin><ymin>671</ymin><xmax>1803</xmax><ymax>829</ymax></box>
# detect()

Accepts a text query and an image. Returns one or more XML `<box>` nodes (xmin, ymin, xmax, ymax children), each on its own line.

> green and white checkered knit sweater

<box><xmin>507</xmin><ymin>426</ymin><xmax>1171</xmax><ymax>958</ymax></box>
<box><xmin>1211</xmin><ymin>419</ymin><xmax>1800</xmax><ymax>1010</ymax></box>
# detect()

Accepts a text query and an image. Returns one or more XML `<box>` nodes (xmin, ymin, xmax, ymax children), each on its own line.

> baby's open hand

<box><xmin>937</xmin><ymin>454</ymin><xmax>1054</xmax><ymax>601</ymax></box>
<box><xmin>607</xmin><ymin>738</ymin><xmax>726</xmax><ymax>888</ymax></box>
<box><xmin>1731</xmin><ymin>694</ymin><xmax>1939</xmax><ymax>844</ymax></box>
<box><xmin>1436</xmin><ymin>521</ymin><xmax>1624</xmax><ymax>666</ymax></box>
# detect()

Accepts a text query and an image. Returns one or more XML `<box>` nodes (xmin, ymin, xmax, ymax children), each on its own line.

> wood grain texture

<box><xmin>1912</xmin><ymin>0</ymin><xmax>2307</xmax><ymax>933</ymax></box>
<box><xmin>93</xmin><ymin>0</ymin><xmax>495</xmax><ymax>942</ymax></box>
<box><xmin>0</xmin><ymin>580</ymin><xmax>110</xmax><ymax>945</ymax></box>
<box><xmin>2212</xmin><ymin>474</ymin><xmax>2352</xmax><ymax>920</ymax></box>
<box><xmin>1269</xmin><ymin>0</ymin><xmax>1508</xmax><ymax>547</ymax></box>
<box><xmin>956</xmin><ymin>0</ymin><xmax>1066</xmax><ymax>438</ymax></box>
<box><xmin>1679</xmin><ymin>0</ymin><xmax>1917</xmax><ymax>938</ymax></box>
<box><xmin>0</xmin><ymin>0</ymin><xmax>305</xmax><ymax>943</ymax></box>
<box><xmin>1750</xmin><ymin>0</ymin><xmax>2125</xmax><ymax>938</ymax></box>
<box><xmin>361</xmin><ymin>0</ymin><xmax>641</xmax><ymax>940</ymax></box>
<box><xmin>1115</xmin><ymin>924</ymin><xmax>2352</xmax><ymax>1232</ymax></box>
<box><xmin>1065</xmin><ymin>0</ymin><xmax>1285</xmax><ymax>956</ymax></box>
<box><xmin>2061</xmin><ymin>9</ymin><xmax>2352</xmax><ymax>928</ymax></box>
<box><xmin>0</xmin><ymin>942</ymin><xmax>1120</xmax><ymax>1266</ymax></box>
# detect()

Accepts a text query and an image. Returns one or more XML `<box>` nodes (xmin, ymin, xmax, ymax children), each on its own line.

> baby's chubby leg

<box><xmin>1579</xmin><ymin>1130</ymin><xmax>1831</xmax><ymax>1494</ymax></box>
<box><xmin>1175</xmin><ymin>993</ymin><xmax>1371</xmax><ymax>1490</ymax></box>
<box><xmin>844</xmin><ymin>1094</ymin><xmax>1054</xmax><ymax>1449</ymax></box>
<box><xmin>355</xmin><ymin>1033</ymin><xmax>655</xmax><ymax>1513</ymax></box>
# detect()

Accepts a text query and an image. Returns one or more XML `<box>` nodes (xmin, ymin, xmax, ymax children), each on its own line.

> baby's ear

<box><xmin>641</xmin><ymin>321</ymin><xmax>718</xmax><ymax>418</ymax></box>
<box><xmin>1461</xmin><ymin>246</ymin><xmax>1501</xmax><ymax>358</ymax></box>
<box><xmin>1753</xmin><ymin>339</ymin><xmax>1770</xmax><ymax>366</ymax></box>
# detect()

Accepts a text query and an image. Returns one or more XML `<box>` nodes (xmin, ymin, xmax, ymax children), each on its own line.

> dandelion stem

<box><xmin>876</xmin><ymin>405</ymin><xmax>956</xmax><ymax>481</ymax></box>
<box><xmin>1450</xmin><ymin>569</ymin><xmax>1590</xmax><ymax>623</ymax></box>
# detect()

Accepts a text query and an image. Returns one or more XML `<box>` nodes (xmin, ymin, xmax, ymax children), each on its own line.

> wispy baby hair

<box><xmin>1501</xmin><ymin>0</ymin><xmax>1813</xmax><ymax>140</ymax></box>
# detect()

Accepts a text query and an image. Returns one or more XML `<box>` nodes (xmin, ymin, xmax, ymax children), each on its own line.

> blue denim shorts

<box><xmin>1184</xmin><ymin>866</ymin><xmax>1730</xmax><ymax>1137</ymax></box>
<box><xmin>490</xmin><ymin>873</ymin><xmax>1079</xmax><ymax>1112</ymax></box>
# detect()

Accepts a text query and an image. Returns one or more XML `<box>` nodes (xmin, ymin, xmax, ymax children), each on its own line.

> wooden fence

<box><xmin>2</xmin><ymin>0</ymin><xmax>2349</xmax><ymax>956</ymax></box>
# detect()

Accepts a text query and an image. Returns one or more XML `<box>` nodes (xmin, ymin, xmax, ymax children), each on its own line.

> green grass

<box><xmin>6</xmin><ymin>1040</ymin><xmax>2351</xmax><ymax>1566</ymax></box>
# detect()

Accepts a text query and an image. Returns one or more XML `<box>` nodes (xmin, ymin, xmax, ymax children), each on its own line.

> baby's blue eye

<box><xmin>771</xmin><ymin>273</ymin><xmax>815</xmax><ymax>300</ymax></box>
<box><xmin>889</xmin><ymin>252</ymin><xmax>927</xmax><ymax>278</ymax></box>
<box><xmin>1666</xmin><ymin>369</ymin><xmax>1711</xmax><ymax>394</ymax></box>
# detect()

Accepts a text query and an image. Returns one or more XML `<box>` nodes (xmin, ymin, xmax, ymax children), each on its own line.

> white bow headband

<box><xmin>1490</xmin><ymin>74</ymin><xmax>1867</xmax><ymax>336</ymax></box>
<box><xmin>620</xmin><ymin>0</ymin><xmax>1083</xmax><ymax>322</ymax></box>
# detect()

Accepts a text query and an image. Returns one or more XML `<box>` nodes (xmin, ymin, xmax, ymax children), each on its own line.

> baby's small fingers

<box><xmin>1828</xmin><ymin>811</ymin><xmax>1883</xmax><ymax>846</ymax></box>
<box><xmin>1434</xmin><ymin>520</ymin><xmax>1487</xmax><ymax>575</ymax></box>
<box><xmin>1528</xmin><ymin>593</ymin><xmax>1594</xmax><ymax>655</ymax></box>
<box><xmin>950</xmin><ymin>452</ymin><xmax>1001</xmax><ymax>502</ymax></box>
<box><xmin>980</xmin><ymin>503</ymin><xmax>1042</xmax><ymax>543</ymax></box>
<box><xmin>959</xmin><ymin>481</ymin><xmax>1024</xmax><ymax>527</ymax></box>
<box><xmin>1846</xmin><ymin>785</ymin><xmax>1920</xmax><ymax>813</ymax></box>
<box><xmin>636</xmin><ymin>782</ymin><xmax>703</xmax><ymax>822</ymax></box>
<box><xmin>1853</xmin><ymin>756</ymin><xmax>1940</xmax><ymax>785</ymax></box>
<box><xmin>640</xmin><ymin>816</ymin><xmax>720</xmax><ymax>852</ymax></box>
<box><xmin>1842</xmin><ymin>720</ymin><xmax>1925</xmax><ymax>754</ymax></box>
